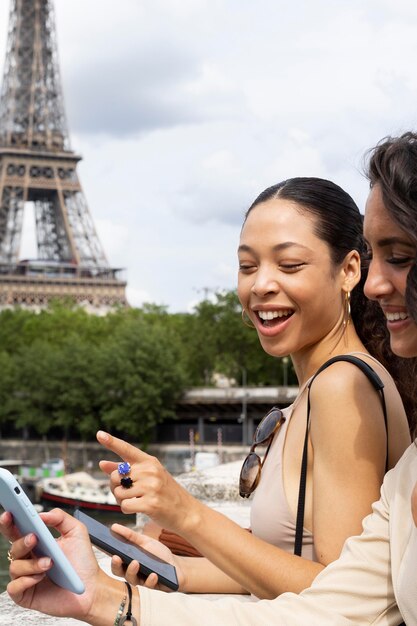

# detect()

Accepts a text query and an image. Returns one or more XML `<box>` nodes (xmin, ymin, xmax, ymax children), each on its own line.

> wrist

<box><xmin>179</xmin><ymin>496</ymin><xmax>204</xmax><ymax>537</ymax></box>
<box><xmin>176</xmin><ymin>555</ymin><xmax>192</xmax><ymax>593</ymax></box>
<box><xmin>85</xmin><ymin>572</ymin><xmax>140</xmax><ymax>626</ymax></box>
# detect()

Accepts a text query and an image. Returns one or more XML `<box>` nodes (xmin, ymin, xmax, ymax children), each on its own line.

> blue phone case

<box><xmin>0</xmin><ymin>468</ymin><xmax>85</xmax><ymax>594</ymax></box>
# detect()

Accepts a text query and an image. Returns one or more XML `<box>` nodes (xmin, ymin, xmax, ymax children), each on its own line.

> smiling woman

<box><xmin>238</xmin><ymin>187</ymin><xmax>352</xmax><ymax>358</ymax></box>
<box><xmin>364</xmin><ymin>180</ymin><xmax>417</xmax><ymax>359</ymax></box>
<box><xmin>89</xmin><ymin>177</ymin><xmax>413</xmax><ymax>602</ymax></box>
<box><xmin>231</xmin><ymin>177</ymin><xmax>412</xmax><ymax>574</ymax></box>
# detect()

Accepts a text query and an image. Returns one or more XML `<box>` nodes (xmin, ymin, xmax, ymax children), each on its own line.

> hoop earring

<box><xmin>241</xmin><ymin>309</ymin><xmax>255</xmax><ymax>329</ymax></box>
<box><xmin>343</xmin><ymin>291</ymin><xmax>351</xmax><ymax>328</ymax></box>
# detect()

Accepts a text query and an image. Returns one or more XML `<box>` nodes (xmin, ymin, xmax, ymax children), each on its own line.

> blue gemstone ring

<box><xmin>118</xmin><ymin>461</ymin><xmax>131</xmax><ymax>476</ymax></box>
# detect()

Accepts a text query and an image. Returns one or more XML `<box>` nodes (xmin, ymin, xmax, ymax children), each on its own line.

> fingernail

<box><xmin>24</xmin><ymin>533</ymin><xmax>35</xmax><ymax>547</ymax></box>
<box><xmin>39</xmin><ymin>557</ymin><xmax>52</xmax><ymax>569</ymax></box>
<box><xmin>97</xmin><ymin>431</ymin><xmax>109</xmax><ymax>442</ymax></box>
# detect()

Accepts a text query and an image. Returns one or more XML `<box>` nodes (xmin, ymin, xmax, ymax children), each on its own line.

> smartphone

<box><xmin>74</xmin><ymin>509</ymin><xmax>179</xmax><ymax>591</ymax></box>
<box><xmin>0</xmin><ymin>468</ymin><xmax>85</xmax><ymax>594</ymax></box>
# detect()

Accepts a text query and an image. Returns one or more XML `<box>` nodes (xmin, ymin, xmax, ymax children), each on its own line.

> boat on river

<box><xmin>40</xmin><ymin>471</ymin><xmax>121</xmax><ymax>512</ymax></box>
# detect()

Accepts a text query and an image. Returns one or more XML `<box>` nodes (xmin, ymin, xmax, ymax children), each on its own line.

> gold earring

<box><xmin>241</xmin><ymin>309</ymin><xmax>255</xmax><ymax>329</ymax></box>
<box><xmin>343</xmin><ymin>291</ymin><xmax>351</xmax><ymax>328</ymax></box>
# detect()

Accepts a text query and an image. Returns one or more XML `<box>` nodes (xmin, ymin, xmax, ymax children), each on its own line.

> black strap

<box><xmin>119</xmin><ymin>581</ymin><xmax>138</xmax><ymax>625</ymax></box>
<box><xmin>294</xmin><ymin>355</ymin><xmax>388</xmax><ymax>557</ymax></box>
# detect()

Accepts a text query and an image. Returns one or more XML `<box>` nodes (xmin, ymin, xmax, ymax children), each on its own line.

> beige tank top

<box><xmin>250</xmin><ymin>386</ymin><xmax>317</xmax><ymax>561</ymax></box>
<box><xmin>250</xmin><ymin>352</ymin><xmax>390</xmax><ymax>563</ymax></box>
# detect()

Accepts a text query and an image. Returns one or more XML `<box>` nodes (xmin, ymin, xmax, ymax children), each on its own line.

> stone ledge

<box><xmin>175</xmin><ymin>460</ymin><xmax>244</xmax><ymax>501</ymax></box>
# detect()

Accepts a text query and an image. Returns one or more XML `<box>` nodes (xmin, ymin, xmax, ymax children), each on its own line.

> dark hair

<box><xmin>246</xmin><ymin>177</ymin><xmax>365</xmax><ymax>264</ymax></box>
<box><xmin>365</xmin><ymin>132</ymin><xmax>417</xmax><ymax>434</ymax></box>
<box><xmin>365</xmin><ymin>132</ymin><xmax>417</xmax><ymax>321</ymax></box>
<box><xmin>246</xmin><ymin>176</ymin><xmax>416</xmax><ymax>435</ymax></box>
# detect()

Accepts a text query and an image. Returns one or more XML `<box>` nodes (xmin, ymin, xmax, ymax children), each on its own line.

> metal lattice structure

<box><xmin>0</xmin><ymin>0</ymin><xmax>127</xmax><ymax>310</ymax></box>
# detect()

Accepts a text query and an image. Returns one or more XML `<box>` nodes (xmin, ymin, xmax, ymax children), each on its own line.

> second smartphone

<box><xmin>74</xmin><ymin>509</ymin><xmax>179</xmax><ymax>591</ymax></box>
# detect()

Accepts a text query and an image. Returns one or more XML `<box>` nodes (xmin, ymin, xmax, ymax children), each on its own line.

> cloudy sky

<box><xmin>1</xmin><ymin>0</ymin><xmax>417</xmax><ymax>311</ymax></box>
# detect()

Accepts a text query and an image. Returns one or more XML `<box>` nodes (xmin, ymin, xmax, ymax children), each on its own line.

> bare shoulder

<box><xmin>309</xmin><ymin>357</ymin><xmax>381</xmax><ymax>403</ymax></box>
<box><xmin>347</xmin><ymin>356</ymin><xmax>412</xmax><ymax>462</ymax></box>
<box><xmin>308</xmin><ymin>358</ymin><xmax>387</xmax><ymax>440</ymax></box>
<box><xmin>308</xmin><ymin>356</ymin><xmax>410</xmax><ymax>466</ymax></box>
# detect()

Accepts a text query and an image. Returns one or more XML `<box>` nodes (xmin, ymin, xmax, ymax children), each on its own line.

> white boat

<box><xmin>40</xmin><ymin>471</ymin><xmax>121</xmax><ymax>513</ymax></box>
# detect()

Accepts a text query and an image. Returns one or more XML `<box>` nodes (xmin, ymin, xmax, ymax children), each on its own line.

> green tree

<box><xmin>97</xmin><ymin>317</ymin><xmax>186</xmax><ymax>444</ymax></box>
<box><xmin>0</xmin><ymin>350</ymin><xmax>19</xmax><ymax>431</ymax></box>
<box><xmin>12</xmin><ymin>340</ymin><xmax>58</xmax><ymax>434</ymax></box>
<box><xmin>9</xmin><ymin>333</ymin><xmax>102</xmax><ymax>438</ymax></box>
<box><xmin>44</xmin><ymin>336</ymin><xmax>102</xmax><ymax>439</ymax></box>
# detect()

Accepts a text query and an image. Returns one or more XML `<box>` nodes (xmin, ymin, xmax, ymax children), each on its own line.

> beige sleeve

<box><xmin>395</xmin><ymin>523</ymin><xmax>417</xmax><ymax>624</ymax></box>
<box><xmin>139</xmin><ymin>586</ymin><xmax>354</xmax><ymax>626</ymax></box>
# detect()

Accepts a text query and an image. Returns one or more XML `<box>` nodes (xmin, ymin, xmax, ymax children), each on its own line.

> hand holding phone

<box><xmin>0</xmin><ymin>468</ymin><xmax>85</xmax><ymax>594</ymax></box>
<box><xmin>74</xmin><ymin>509</ymin><xmax>179</xmax><ymax>591</ymax></box>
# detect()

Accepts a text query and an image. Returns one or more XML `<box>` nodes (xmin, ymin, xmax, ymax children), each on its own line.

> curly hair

<box><xmin>365</xmin><ymin>132</ymin><xmax>417</xmax><ymax>435</ymax></box>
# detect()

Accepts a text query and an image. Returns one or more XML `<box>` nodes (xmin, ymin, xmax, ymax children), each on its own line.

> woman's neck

<box><xmin>290</xmin><ymin>325</ymin><xmax>368</xmax><ymax>386</ymax></box>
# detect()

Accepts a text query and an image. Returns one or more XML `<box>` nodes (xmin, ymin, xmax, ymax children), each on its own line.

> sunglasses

<box><xmin>239</xmin><ymin>407</ymin><xmax>285</xmax><ymax>498</ymax></box>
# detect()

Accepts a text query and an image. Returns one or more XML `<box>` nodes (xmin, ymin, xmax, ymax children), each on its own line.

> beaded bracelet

<box><xmin>118</xmin><ymin>582</ymin><xmax>138</xmax><ymax>626</ymax></box>
<box><xmin>113</xmin><ymin>592</ymin><xmax>127</xmax><ymax>626</ymax></box>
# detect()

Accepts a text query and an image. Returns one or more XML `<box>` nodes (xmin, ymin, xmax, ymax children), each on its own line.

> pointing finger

<box><xmin>96</xmin><ymin>431</ymin><xmax>149</xmax><ymax>464</ymax></box>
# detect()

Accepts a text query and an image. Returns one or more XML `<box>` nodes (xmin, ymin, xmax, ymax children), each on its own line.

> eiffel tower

<box><xmin>0</xmin><ymin>0</ymin><xmax>127</xmax><ymax>310</ymax></box>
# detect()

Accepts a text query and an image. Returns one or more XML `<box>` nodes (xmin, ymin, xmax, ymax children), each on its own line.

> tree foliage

<box><xmin>0</xmin><ymin>291</ymin><xmax>295</xmax><ymax>442</ymax></box>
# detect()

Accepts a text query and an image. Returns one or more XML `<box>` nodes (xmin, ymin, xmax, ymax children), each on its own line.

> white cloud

<box><xmin>1</xmin><ymin>0</ymin><xmax>417</xmax><ymax>310</ymax></box>
<box><xmin>125</xmin><ymin>285</ymin><xmax>153</xmax><ymax>308</ymax></box>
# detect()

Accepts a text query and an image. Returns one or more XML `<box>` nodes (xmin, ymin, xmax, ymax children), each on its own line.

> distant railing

<box><xmin>0</xmin><ymin>261</ymin><xmax>126</xmax><ymax>282</ymax></box>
